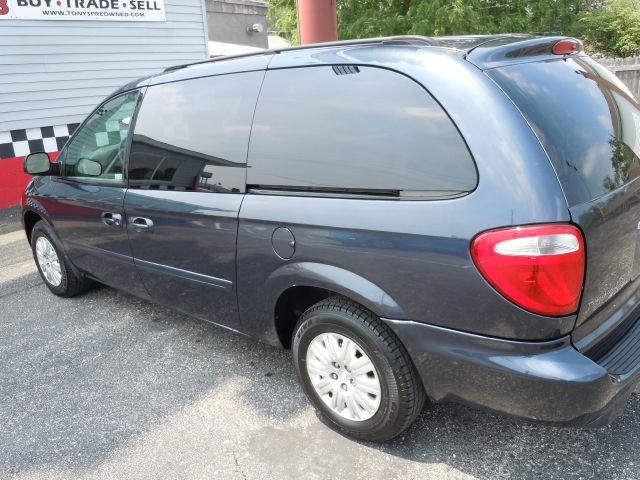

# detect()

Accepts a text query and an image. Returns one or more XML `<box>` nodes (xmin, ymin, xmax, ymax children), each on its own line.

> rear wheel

<box><xmin>31</xmin><ymin>221</ymin><xmax>91</xmax><ymax>297</ymax></box>
<box><xmin>292</xmin><ymin>296</ymin><xmax>426</xmax><ymax>441</ymax></box>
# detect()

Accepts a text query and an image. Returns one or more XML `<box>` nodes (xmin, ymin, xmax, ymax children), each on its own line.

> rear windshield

<box><xmin>488</xmin><ymin>57</ymin><xmax>640</xmax><ymax>206</ymax></box>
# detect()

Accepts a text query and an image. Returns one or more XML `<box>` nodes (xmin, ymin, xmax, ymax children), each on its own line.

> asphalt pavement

<box><xmin>1</xmin><ymin>215</ymin><xmax>639</xmax><ymax>480</ymax></box>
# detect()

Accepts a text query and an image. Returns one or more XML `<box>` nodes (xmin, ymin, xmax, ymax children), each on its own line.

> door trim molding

<box><xmin>67</xmin><ymin>240</ymin><xmax>134</xmax><ymax>265</ymax></box>
<box><xmin>134</xmin><ymin>257</ymin><xmax>233</xmax><ymax>291</ymax></box>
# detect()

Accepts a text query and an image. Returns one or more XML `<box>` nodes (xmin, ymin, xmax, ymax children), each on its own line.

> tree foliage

<box><xmin>578</xmin><ymin>0</ymin><xmax>640</xmax><ymax>56</ymax></box>
<box><xmin>267</xmin><ymin>0</ymin><xmax>299</xmax><ymax>43</ymax></box>
<box><xmin>267</xmin><ymin>0</ymin><xmax>640</xmax><ymax>57</ymax></box>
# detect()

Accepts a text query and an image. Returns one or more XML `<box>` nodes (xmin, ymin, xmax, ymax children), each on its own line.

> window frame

<box><xmin>59</xmin><ymin>88</ymin><xmax>145</xmax><ymax>188</ymax></box>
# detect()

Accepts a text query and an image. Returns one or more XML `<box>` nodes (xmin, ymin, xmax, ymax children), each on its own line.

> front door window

<box><xmin>64</xmin><ymin>91</ymin><xmax>139</xmax><ymax>182</ymax></box>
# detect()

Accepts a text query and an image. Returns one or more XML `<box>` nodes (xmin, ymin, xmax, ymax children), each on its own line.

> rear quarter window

<box><xmin>246</xmin><ymin>65</ymin><xmax>477</xmax><ymax>198</ymax></box>
<box><xmin>488</xmin><ymin>57</ymin><xmax>640</xmax><ymax>207</ymax></box>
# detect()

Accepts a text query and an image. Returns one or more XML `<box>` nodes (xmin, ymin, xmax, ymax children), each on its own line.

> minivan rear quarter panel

<box><xmin>237</xmin><ymin>46</ymin><xmax>574</xmax><ymax>345</ymax></box>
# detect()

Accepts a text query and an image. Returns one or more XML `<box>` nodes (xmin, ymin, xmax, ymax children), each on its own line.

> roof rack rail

<box><xmin>163</xmin><ymin>35</ymin><xmax>436</xmax><ymax>73</ymax></box>
<box><xmin>271</xmin><ymin>35</ymin><xmax>436</xmax><ymax>53</ymax></box>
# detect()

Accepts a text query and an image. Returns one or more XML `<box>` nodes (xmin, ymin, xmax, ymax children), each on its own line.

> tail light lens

<box><xmin>471</xmin><ymin>224</ymin><xmax>585</xmax><ymax>317</ymax></box>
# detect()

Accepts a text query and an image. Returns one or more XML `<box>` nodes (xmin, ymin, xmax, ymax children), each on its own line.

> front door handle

<box><xmin>130</xmin><ymin>216</ymin><xmax>154</xmax><ymax>233</ymax></box>
<box><xmin>101</xmin><ymin>212</ymin><xmax>122</xmax><ymax>227</ymax></box>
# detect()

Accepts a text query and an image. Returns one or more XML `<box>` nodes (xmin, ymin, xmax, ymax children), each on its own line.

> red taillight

<box><xmin>471</xmin><ymin>224</ymin><xmax>585</xmax><ymax>317</ymax></box>
<box><xmin>552</xmin><ymin>39</ymin><xmax>580</xmax><ymax>55</ymax></box>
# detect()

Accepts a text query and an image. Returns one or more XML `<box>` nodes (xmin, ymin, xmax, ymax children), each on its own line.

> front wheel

<box><xmin>31</xmin><ymin>220</ymin><xmax>91</xmax><ymax>297</ymax></box>
<box><xmin>292</xmin><ymin>296</ymin><xmax>426</xmax><ymax>441</ymax></box>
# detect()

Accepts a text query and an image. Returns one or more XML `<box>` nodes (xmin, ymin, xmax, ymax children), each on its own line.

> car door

<box><xmin>47</xmin><ymin>90</ymin><xmax>148</xmax><ymax>298</ymax></box>
<box><xmin>124</xmin><ymin>71</ymin><xmax>264</xmax><ymax>329</ymax></box>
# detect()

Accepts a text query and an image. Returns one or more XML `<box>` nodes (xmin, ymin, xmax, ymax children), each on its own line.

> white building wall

<box><xmin>0</xmin><ymin>0</ymin><xmax>209</xmax><ymax>132</ymax></box>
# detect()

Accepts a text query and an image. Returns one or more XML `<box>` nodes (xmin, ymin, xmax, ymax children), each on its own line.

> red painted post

<box><xmin>297</xmin><ymin>0</ymin><xmax>338</xmax><ymax>45</ymax></box>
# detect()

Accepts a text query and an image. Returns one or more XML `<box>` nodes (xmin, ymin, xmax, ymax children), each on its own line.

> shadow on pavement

<box><xmin>375</xmin><ymin>394</ymin><xmax>640</xmax><ymax>479</ymax></box>
<box><xmin>1</xmin><ymin>250</ymin><xmax>639</xmax><ymax>479</ymax></box>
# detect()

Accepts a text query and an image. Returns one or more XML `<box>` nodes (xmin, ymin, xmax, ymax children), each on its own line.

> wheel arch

<box><xmin>23</xmin><ymin>209</ymin><xmax>45</xmax><ymax>244</ymax></box>
<box><xmin>269</xmin><ymin>262</ymin><xmax>405</xmax><ymax>349</ymax></box>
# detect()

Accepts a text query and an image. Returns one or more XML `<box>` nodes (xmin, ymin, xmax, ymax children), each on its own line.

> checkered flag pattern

<box><xmin>96</xmin><ymin>119</ymin><xmax>129</xmax><ymax>147</ymax></box>
<box><xmin>0</xmin><ymin>123</ymin><xmax>80</xmax><ymax>159</ymax></box>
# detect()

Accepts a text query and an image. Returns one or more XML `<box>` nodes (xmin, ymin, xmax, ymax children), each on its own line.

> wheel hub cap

<box><xmin>35</xmin><ymin>236</ymin><xmax>62</xmax><ymax>287</ymax></box>
<box><xmin>305</xmin><ymin>332</ymin><xmax>382</xmax><ymax>421</ymax></box>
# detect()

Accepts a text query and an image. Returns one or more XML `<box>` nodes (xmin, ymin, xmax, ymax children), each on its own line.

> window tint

<box><xmin>64</xmin><ymin>91</ymin><xmax>138</xmax><ymax>182</ymax></box>
<box><xmin>489</xmin><ymin>57</ymin><xmax>640</xmax><ymax>206</ymax></box>
<box><xmin>129</xmin><ymin>71</ymin><xmax>263</xmax><ymax>193</ymax></box>
<box><xmin>247</xmin><ymin>66</ymin><xmax>476</xmax><ymax>196</ymax></box>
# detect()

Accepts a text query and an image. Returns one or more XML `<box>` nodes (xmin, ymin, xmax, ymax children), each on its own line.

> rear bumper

<box><xmin>383</xmin><ymin>319</ymin><xmax>640</xmax><ymax>426</ymax></box>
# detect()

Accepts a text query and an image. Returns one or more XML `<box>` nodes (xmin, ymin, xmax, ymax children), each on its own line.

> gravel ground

<box><xmin>1</xmin><ymin>217</ymin><xmax>639</xmax><ymax>480</ymax></box>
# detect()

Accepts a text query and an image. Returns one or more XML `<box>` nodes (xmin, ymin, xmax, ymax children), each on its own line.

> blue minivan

<box><xmin>22</xmin><ymin>35</ymin><xmax>640</xmax><ymax>441</ymax></box>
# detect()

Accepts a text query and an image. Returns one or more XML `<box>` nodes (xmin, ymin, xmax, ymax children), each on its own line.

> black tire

<box><xmin>30</xmin><ymin>220</ymin><xmax>91</xmax><ymax>297</ymax></box>
<box><xmin>292</xmin><ymin>296</ymin><xmax>426</xmax><ymax>441</ymax></box>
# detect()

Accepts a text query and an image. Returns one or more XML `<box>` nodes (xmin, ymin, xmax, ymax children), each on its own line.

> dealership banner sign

<box><xmin>0</xmin><ymin>0</ymin><xmax>165</xmax><ymax>21</ymax></box>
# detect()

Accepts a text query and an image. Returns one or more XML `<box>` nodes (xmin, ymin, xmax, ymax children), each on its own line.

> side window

<box><xmin>64</xmin><ymin>91</ymin><xmax>139</xmax><ymax>182</ymax></box>
<box><xmin>128</xmin><ymin>71</ymin><xmax>263</xmax><ymax>193</ymax></box>
<box><xmin>247</xmin><ymin>66</ymin><xmax>477</xmax><ymax>196</ymax></box>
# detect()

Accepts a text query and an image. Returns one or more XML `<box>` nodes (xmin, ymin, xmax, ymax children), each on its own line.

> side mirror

<box><xmin>75</xmin><ymin>158</ymin><xmax>103</xmax><ymax>177</ymax></box>
<box><xmin>24</xmin><ymin>152</ymin><xmax>52</xmax><ymax>175</ymax></box>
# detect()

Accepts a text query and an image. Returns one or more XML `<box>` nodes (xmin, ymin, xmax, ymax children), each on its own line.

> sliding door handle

<box><xmin>130</xmin><ymin>216</ymin><xmax>154</xmax><ymax>233</ymax></box>
<box><xmin>101</xmin><ymin>212</ymin><xmax>122</xmax><ymax>227</ymax></box>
